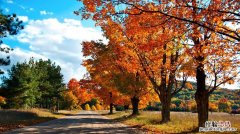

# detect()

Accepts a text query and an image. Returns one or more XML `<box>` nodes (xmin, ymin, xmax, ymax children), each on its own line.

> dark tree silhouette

<box><xmin>0</xmin><ymin>11</ymin><xmax>24</xmax><ymax>74</ymax></box>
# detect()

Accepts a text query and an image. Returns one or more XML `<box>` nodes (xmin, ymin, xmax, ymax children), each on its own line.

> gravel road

<box><xmin>5</xmin><ymin>111</ymin><xmax>143</xmax><ymax>134</ymax></box>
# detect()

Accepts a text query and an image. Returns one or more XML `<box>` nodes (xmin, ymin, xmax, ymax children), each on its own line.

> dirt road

<box><xmin>5</xmin><ymin>111</ymin><xmax>143</xmax><ymax>134</ymax></box>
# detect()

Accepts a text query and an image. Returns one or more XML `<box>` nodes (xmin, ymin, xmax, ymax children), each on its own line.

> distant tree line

<box><xmin>0</xmin><ymin>59</ymin><xmax>65</xmax><ymax>109</ymax></box>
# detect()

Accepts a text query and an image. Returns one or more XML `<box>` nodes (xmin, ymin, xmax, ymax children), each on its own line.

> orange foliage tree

<box><xmin>81</xmin><ymin>41</ymin><xmax>154</xmax><ymax>115</ymax></box>
<box><xmin>80</xmin><ymin>11</ymin><xmax>192</xmax><ymax>122</ymax></box>
<box><xmin>68</xmin><ymin>78</ymin><xmax>94</xmax><ymax>105</ymax></box>
<box><xmin>77</xmin><ymin>0</ymin><xmax>239</xmax><ymax>127</ymax></box>
<box><xmin>80</xmin><ymin>77</ymin><xmax>128</xmax><ymax>113</ymax></box>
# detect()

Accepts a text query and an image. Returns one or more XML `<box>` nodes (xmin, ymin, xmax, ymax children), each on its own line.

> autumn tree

<box><xmin>76</xmin><ymin>0</ymin><xmax>239</xmax><ymax>41</ymax></box>
<box><xmin>111</xmin><ymin>68</ymin><xmax>151</xmax><ymax>115</ymax></box>
<box><xmin>90</xmin><ymin>13</ymin><xmax>190</xmax><ymax>122</ymax></box>
<box><xmin>77</xmin><ymin>0</ymin><xmax>240</xmax><ymax>127</ymax></box>
<box><xmin>80</xmin><ymin>41</ymin><xmax>133</xmax><ymax>114</ymax></box>
<box><xmin>61</xmin><ymin>90</ymin><xmax>79</xmax><ymax>110</ymax></box>
<box><xmin>81</xmin><ymin>78</ymin><xmax>125</xmax><ymax>114</ymax></box>
<box><xmin>82</xmin><ymin>40</ymin><xmax>156</xmax><ymax>115</ymax></box>
<box><xmin>68</xmin><ymin>78</ymin><xmax>94</xmax><ymax>105</ymax></box>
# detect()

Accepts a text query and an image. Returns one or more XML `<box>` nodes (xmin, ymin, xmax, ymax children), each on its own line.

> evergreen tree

<box><xmin>0</xmin><ymin>11</ymin><xmax>24</xmax><ymax>74</ymax></box>
<box><xmin>1</xmin><ymin>58</ymin><xmax>64</xmax><ymax>109</ymax></box>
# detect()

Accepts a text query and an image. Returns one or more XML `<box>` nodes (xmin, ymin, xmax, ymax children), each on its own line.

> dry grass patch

<box><xmin>101</xmin><ymin>111</ymin><xmax>239</xmax><ymax>134</ymax></box>
<box><xmin>0</xmin><ymin>108</ymin><xmax>80</xmax><ymax>132</ymax></box>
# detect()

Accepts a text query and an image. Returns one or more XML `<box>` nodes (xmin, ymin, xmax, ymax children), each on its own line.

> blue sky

<box><xmin>0</xmin><ymin>0</ymin><xmax>106</xmax><ymax>83</ymax></box>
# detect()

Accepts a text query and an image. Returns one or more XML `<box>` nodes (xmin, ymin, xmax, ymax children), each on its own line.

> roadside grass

<box><xmin>99</xmin><ymin>111</ymin><xmax>240</xmax><ymax>134</ymax></box>
<box><xmin>0</xmin><ymin>108</ymin><xmax>80</xmax><ymax>132</ymax></box>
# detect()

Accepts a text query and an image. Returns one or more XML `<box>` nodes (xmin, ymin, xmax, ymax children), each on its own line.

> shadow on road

<box><xmin>6</xmin><ymin>111</ymin><xmax>140</xmax><ymax>134</ymax></box>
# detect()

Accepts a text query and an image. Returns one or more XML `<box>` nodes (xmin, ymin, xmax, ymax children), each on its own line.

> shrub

<box><xmin>218</xmin><ymin>99</ymin><xmax>231</xmax><ymax>113</ymax></box>
<box><xmin>0</xmin><ymin>96</ymin><xmax>6</xmax><ymax>105</ymax></box>
<box><xmin>230</xmin><ymin>109</ymin><xmax>240</xmax><ymax>114</ymax></box>
<box><xmin>85</xmin><ymin>104</ymin><xmax>91</xmax><ymax>110</ymax></box>
<box><xmin>209</xmin><ymin>102</ymin><xmax>218</xmax><ymax>112</ymax></box>
<box><xmin>115</xmin><ymin>105</ymin><xmax>125</xmax><ymax>111</ymax></box>
<box><xmin>144</xmin><ymin>105</ymin><xmax>161</xmax><ymax>111</ymax></box>
<box><xmin>61</xmin><ymin>91</ymin><xmax>79</xmax><ymax>110</ymax></box>
<box><xmin>189</xmin><ymin>102</ymin><xmax>197</xmax><ymax>112</ymax></box>
<box><xmin>170</xmin><ymin>104</ymin><xmax>176</xmax><ymax>109</ymax></box>
<box><xmin>95</xmin><ymin>104</ymin><xmax>102</xmax><ymax>110</ymax></box>
<box><xmin>231</xmin><ymin>104</ymin><xmax>239</xmax><ymax>111</ymax></box>
<box><xmin>91</xmin><ymin>105</ymin><xmax>97</xmax><ymax>111</ymax></box>
<box><xmin>172</xmin><ymin>99</ymin><xmax>182</xmax><ymax>107</ymax></box>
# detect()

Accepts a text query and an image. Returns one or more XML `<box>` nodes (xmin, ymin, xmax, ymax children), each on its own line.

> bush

<box><xmin>218</xmin><ymin>102</ymin><xmax>231</xmax><ymax>113</ymax></box>
<box><xmin>95</xmin><ymin>104</ymin><xmax>102</xmax><ymax>110</ymax></box>
<box><xmin>85</xmin><ymin>104</ymin><xmax>91</xmax><ymax>110</ymax></box>
<box><xmin>115</xmin><ymin>105</ymin><xmax>125</xmax><ymax>111</ymax></box>
<box><xmin>209</xmin><ymin>102</ymin><xmax>218</xmax><ymax>112</ymax></box>
<box><xmin>91</xmin><ymin>105</ymin><xmax>97</xmax><ymax>111</ymax></box>
<box><xmin>88</xmin><ymin>99</ymin><xmax>98</xmax><ymax>106</ymax></box>
<box><xmin>231</xmin><ymin>104</ymin><xmax>239</xmax><ymax>111</ymax></box>
<box><xmin>230</xmin><ymin>109</ymin><xmax>240</xmax><ymax>114</ymax></box>
<box><xmin>61</xmin><ymin>91</ymin><xmax>79</xmax><ymax>110</ymax></box>
<box><xmin>144</xmin><ymin>105</ymin><xmax>161</xmax><ymax>111</ymax></box>
<box><xmin>172</xmin><ymin>99</ymin><xmax>182</xmax><ymax>107</ymax></box>
<box><xmin>170</xmin><ymin>104</ymin><xmax>176</xmax><ymax>109</ymax></box>
<box><xmin>0</xmin><ymin>96</ymin><xmax>6</xmax><ymax>106</ymax></box>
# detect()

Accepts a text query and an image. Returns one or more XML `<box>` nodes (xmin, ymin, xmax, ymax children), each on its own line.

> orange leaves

<box><xmin>0</xmin><ymin>96</ymin><xmax>6</xmax><ymax>105</ymax></box>
<box><xmin>67</xmin><ymin>78</ymin><xmax>94</xmax><ymax>105</ymax></box>
<box><xmin>78</xmin><ymin>0</ymin><xmax>240</xmax><ymax>112</ymax></box>
<box><xmin>209</xmin><ymin>102</ymin><xmax>218</xmax><ymax>112</ymax></box>
<box><xmin>185</xmin><ymin>82</ymin><xmax>193</xmax><ymax>90</ymax></box>
<box><xmin>219</xmin><ymin>98</ymin><xmax>228</xmax><ymax>103</ymax></box>
<box><xmin>227</xmin><ymin>79</ymin><xmax>234</xmax><ymax>85</ymax></box>
<box><xmin>82</xmin><ymin>0</ymin><xmax>96</xmax><ymax>12</ymax></box>
<box><xmin>68</xmin><ymin>78</ymin><xmax>79</xmax><ymax>91</ymax></box>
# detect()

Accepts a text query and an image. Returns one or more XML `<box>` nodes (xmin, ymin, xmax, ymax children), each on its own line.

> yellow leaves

<box><xmin>0</xmin><ymin>96</ymin><xmax>6</xmax><ymax>105</ymax></box>
<box><xmin>85</xmin><ymin>104</ymin><xmax>91</xmax><ymax>110</ymax></box>
<box><xmin>227</xmin><ymin>79</ymin><xmax>234</xmax><ymax>85</ymax></box>
<box><xmin>185</xmin><ymin>82</ymin><xmax>193</xmax><ymax>90</ymax></box>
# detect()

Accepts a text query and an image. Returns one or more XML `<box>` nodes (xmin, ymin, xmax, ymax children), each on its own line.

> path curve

<box><xmin>5</xmin><ymin>111</ymin><xmax>143</xmax><ymax>134</ymax></box>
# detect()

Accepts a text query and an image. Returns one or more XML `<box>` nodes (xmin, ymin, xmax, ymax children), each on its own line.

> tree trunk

<box><xmin>159</xmin><ymin>92</ymin><xmax>171</xmax><ymax>123</ymax></box>
<box><xmin>109</xmin><ymin>103</ymin><xmax>113</xmax><ymax>114</ymax></box>
<box><xmin>57</xmin><ymin>98</ymin><xmax>59</xmax><ymax>112</ymax></box>
<box><xmin>124</xmin><ymin>105</ymin><xmax>129</xmax><ymax>110</ymax></box>
<box><xmin>109</xmin><ymin>92</ymin><xmax>113</xmax><ymax>114</ymax></box>
<box><xmin>195</xmin><ymin>62</ymin><xmax>209</xmax><ymax>128</ymax></box>
<box><xmin>131</xmin><ymin>96</ymin><xmax>140</xmax><ymax>115</ymax></box>
<box><xmin>160</xmin><ymin>97</ymin><xmax>171</xmax><ymax>123</ymax></box>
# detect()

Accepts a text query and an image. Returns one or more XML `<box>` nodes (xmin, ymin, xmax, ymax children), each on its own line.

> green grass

<box><xmin>100</xmin><ymin>111</ymin><xmax>240</xmax><ymax>134</ymax></box>
<box><xmin>0</xmin><ymin>108</ymin><xmax>80</xmax><ymax>132</ymax></box>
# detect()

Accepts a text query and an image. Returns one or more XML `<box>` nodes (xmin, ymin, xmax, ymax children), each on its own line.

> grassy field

<box><xmin>100</xmin><ymin>111</ymin><xmax>240</xmax><ymax>134</ymax></box>
<box><xmin>0</xmin><ymin>108</ymin><xmax>80</xmax><ymax>132</ymax></box>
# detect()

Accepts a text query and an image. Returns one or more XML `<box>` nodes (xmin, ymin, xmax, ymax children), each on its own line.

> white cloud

<box><xmin>19</xmin><ymin>5</ymin><xmax>25</xmax><ymax>10</ymax></box>
<box><xmin>40</xmin><ymin>10</ymin><xmax>53</xmax><ymax>15</ymax></box>
<box><xmin>29</xmin><ymin>8</ymin><xmax>34</xmax><ymax>11</ymax></box>
<box><xmin>18</xmin><ymin>16</ymin><xmax>29</xmax><ymax>22</ymax></box>
<box><xmin>5</xmin><ymin>8</ymin><xmax>9</xmax><ymax>12</ymax></box>
<box><xmin>18</xmin><ymin>5</ymin><xmax>34</xmax><ymax>12</ymax></box>
<box><xmin>15</xmin><ymin>18</ymin><xmax>107</xmax><ymax>83</ymax></box>
<box><xmin>0</xmin><ymin>44</ymin><xmax>47</xmax><ymax>74</ymax></box>
<box><xmin>6</xmin><ymin>0</ymin><xmax>13</xmax><ymax>4</ymax></box>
